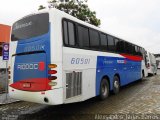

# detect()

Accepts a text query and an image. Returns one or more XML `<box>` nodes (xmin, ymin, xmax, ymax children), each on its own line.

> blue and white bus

<box><xmin>9</xmin><ymin>9</ymin><xmax>148</xmax><ymax>105</ymax></box>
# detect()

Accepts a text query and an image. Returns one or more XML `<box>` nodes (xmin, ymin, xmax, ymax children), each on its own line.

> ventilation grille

<box><xmin>66</xmin><ymin>72</ymin><xmax>82</xmax><ymax>99</ymax></box>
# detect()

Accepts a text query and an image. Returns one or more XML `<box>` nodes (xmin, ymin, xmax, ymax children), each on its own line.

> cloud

<box><xmin>0</xmin><ymin>0</ymin><xmax>47</xmax><ymax>25</ymax></box>
<box><xmin>0</xmin><ymin>0</ymin><xmax>160</xmax><ymax>53</ymax></box>
<box><xmin>88</xmin><ymin>0</ymin><xmax>160</xmax><ymax>53</ymax></box>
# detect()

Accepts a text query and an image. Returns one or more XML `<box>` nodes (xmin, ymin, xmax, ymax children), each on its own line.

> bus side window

<box><xmin>68</xmin><ymin>22</ymin><xmax>76</xmax><ymax>46</ymax></box>
<box><xmin>63</xmin><ymin>21</ymin><xmax>69</xmax><ymax>45</ymax></box>
<box><xmin>140</xmin><ymin>47</ymin><xmax>143</xmax><ymax>57</ymax></box>
<box><xmin>89</xmin><ymin>29</ymin><xmax>100</xmax><ymax>50</ymax></box>
<box><xmin>130</xmin><ymin>44</ymin><xmax>135</xmax><ymax>55</ymax></box>
<box><xmin>117</xmin><ymin>40</ymin><xmax>125</xmax><ymax>53</ymax></box>
<box><xmin>77</xmin><ymin>26</ymin><xmax>89</xmax><ymax>48</ymax></box>
<box><xmin>63</xmin><ymin>21</ymin><xmax>76</xmax><ymax>46</ymax></box>
<box><xmin>115</xmin><ymin>38</ymin><xmax>119</xmax><ymax>53</ymax></box>
<box><xmin>100</xmin><ymin>33</ymin><xmax>107</xmax><ymax>51</ymax></box>
<box><xmin>137</xmin><ymin>47</ymin><xmax>141</xmax><ymax>56</ymax></box>
<box><xmin>124</xmin><ymin>42</ymin><xmax>130</xmax><ymax>54</ymax></box>
<box><xmin>135</xmin><ymin>46</ymin><xmax>138</xmax><ymax>55</ymax></box>
<box><xmin>107</xmin><ymin>35</ymin><xmax>115</xmax><ymax>52</ymax></box>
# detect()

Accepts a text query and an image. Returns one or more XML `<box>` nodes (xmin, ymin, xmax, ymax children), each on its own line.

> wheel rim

<box><xmin>114</xmin><ymin>80</ymin><xmax>119</xmax><ymax>89</ymax></box>
<box><xmin>102</xmin><ymin>84</ymin><xmax>107</xmax><ymax>96</ymax></box>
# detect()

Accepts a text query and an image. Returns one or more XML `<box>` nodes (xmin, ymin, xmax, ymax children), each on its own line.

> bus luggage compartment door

<box><xmin>10</xmin><ymin>52</ymin><xmax>50</xmax><ymax>91</ymax></box>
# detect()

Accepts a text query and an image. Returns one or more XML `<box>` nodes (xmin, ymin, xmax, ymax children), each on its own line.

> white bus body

<box><xmin>146</xmin><ymin>52</ymin><xmax>157</xmax><ymax>75</ymax></box>
<box><xmin>9</xmin><ymin>9</ymin><xmax>147</xmax><ymax>105</ymax></box>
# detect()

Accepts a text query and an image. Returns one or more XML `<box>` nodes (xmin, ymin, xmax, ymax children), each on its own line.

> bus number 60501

<box><xmin>71</xmin><ymin>58</ymin><xmax>90</xmax><ymax>65</ymax></box>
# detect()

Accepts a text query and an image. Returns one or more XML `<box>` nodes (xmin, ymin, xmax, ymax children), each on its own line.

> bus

<box><xmin>9</xmin><ymin>9</ymin><xmax>148</xmax><ymax>105</ymax></box>
<box><xmin>156</xmin><ymin>59</ymin><xmax>160</xmax><ymax>69</ymax></box>
<box><xmin>155</xmin><ymin>54</ymin><xmax>160</xmax><ymax>69</ymax></box>
<box><xmin>146</xmin><ymin>52</ymin><xmax>157</xmax><ymax>75</ymax></box>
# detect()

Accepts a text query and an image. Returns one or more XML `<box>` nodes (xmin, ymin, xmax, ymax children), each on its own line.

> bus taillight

<box><xmin>48</xmin><ymin>76</ymin><xmax>57</xmax><ymax>80</ymax></box>
<box><xmin>48</xmin><ymin>70</ymin><xmax>57</xmax><ymax>74</ymax></box>
<box><xmin>48</xmin><ymin>64</ymin><xmax>57</xmax><ymax>69</ymax></box>
<box><xmin>48</xmin><ymin>82</ymin><xmax>57</xmax><ymax>86</ymax></box>
<box><xmin>48</xmin><ymin>64</ymin><xmax>57</xmax><ymax>81</ymax></box>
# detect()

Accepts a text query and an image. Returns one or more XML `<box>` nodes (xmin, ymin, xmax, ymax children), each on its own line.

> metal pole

<box><xmin>5</xmin><ymin>61</ymin><xmax>8</xmax><ymax>100</ymax></box>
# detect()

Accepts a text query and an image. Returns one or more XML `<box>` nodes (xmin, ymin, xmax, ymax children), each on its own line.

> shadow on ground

<box><xmin>18</xmin><ymin>79</ymin><xmax>149</xmax><ymax>120</ymax></box>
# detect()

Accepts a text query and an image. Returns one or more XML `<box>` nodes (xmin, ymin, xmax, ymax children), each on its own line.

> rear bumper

<box><xmin>9</xmin><ymin>87</ymin><xmax>63</xmax><ymax>105</ymax></box>
<box><xmin>148</xmin><ymin>68</ymin><xmax>157</xmax><ymax>75</ymax></box>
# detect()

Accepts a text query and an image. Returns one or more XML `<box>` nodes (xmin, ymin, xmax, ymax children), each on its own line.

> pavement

<box><xmin>0</xmin><ymin>70</ymin><xmax>160</xmax><ymax>120</ymax></box>
<box><xmin>0</xmin><ymin>70</ymin><xmax>18</xmax><ymax>105</ymax></box>
<box><xmin>0</xmin><ymin>70</ymin><xmax>6</xmax><ymax>93</ymax></box>
<box><xmin>0</xmin><ymin>93</ymin><xmax>19</xmax><ymax>105</ymax></box>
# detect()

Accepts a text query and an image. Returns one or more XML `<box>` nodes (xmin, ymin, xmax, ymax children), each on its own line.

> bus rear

<box><xmin>9</xmin><ymin>12</ymin><xmax>63</xmax><ymax>105</ymax></box>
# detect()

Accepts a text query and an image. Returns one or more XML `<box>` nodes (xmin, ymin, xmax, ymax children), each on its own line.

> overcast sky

<box><xmin>0</xmin><ymin>0</ymin><xmax>160</xmax><ymax>54</ymax></box>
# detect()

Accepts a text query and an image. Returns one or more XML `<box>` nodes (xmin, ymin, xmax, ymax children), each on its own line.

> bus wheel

<box><xmin>142</xmin><ymin>70</ymin><xmax>145</xmax><ymax>78</ymax></box>
<box><xmin>113</xmin><ymin>76</ymin><xmax>120</xmax><ymax>94</ymax></box>
<box><xmin>99</xmin><ymin>78</ymin><xmax>109</xmax><ymax>100</ymax></box>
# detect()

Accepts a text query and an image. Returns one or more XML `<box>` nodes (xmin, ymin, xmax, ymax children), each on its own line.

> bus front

<box><xmin>9</xmin><ymin>12</ymin><xmax>63</xmax><ymax>105</ymax></box>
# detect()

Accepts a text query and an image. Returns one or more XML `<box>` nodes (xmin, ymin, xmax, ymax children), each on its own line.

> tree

<box><xmin>38</xmin><ymin>0</ymin><xmax>101</xmax><ymax>26</ymax></box>
<box><xmin>38</xmin><ymin>5</ymin><xmax>46</xmax><ymax>10</ymax></box>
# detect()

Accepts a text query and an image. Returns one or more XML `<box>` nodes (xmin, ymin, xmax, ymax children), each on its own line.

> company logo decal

<box><xmin>117</xmin><ymin>60</ymin><xmax>127</xmax><ymax>64</ymax></box>
<box><xmin>13</xmin><ymin>21</ymin><xmax>32</xmax><ymax>30</ymax></box>
<box><xmin>24</xmin><ymin>45</ymin><xmax>45</xmax><ymax>52</ymax></box>
<box><xmin>17</xmin><ymin>62</ymin><xmax>45</xmax><ymax>71</ymax></box>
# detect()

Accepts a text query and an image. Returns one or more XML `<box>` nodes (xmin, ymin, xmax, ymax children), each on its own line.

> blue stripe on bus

<box><xmin>13</xmin><ymin>24</ymin><xmax>51</xmax><ymax>83</ymax></box>
<box><xmin>96</xmin><ymin>56</ymin><xmax>141</xmax><ymax>96</ymax></box>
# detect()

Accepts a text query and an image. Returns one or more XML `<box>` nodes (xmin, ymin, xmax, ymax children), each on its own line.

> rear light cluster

<box><xmin>48</xmin><ymin>64</ymin><xmax>57</xmax><ymax>86</ymax></box>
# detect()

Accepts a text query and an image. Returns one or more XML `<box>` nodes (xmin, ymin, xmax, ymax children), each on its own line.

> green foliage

<box><xmin>38</xmin><ymin>0</ymin><xmax>101</xmax><ymax>26</ymax></box>
<box><xmin>38</xmin><ymin>5</ymin><xmax>46</xmax><ymax>10</ymax></box>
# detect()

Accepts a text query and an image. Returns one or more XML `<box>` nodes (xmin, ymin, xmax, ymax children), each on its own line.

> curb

<box><xmin>0</xmin><ymin>100</ymin><xmax>21</xmax><ymax>106</ymax></box>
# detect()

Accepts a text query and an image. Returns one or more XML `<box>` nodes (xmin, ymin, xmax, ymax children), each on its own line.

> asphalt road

<box><xmin>0</xmin><ymin>70</ymin><xmax>160</xmax><ymax>120</ymax></box>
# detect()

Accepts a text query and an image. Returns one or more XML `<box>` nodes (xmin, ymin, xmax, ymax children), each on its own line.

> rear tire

<box><xmin>142</xmin><ymin>70</ymin><xmax>145</xmax><ymax>79</ymax></box>
<box><xmin>99</xmin><ymin>78</ymin><xmax>109</xmax><ymax>100</ymax></box>
<box><xmin>113</xmin><ymin>76</ymin><xmax>120</xmax><ymax>94</ymax></box>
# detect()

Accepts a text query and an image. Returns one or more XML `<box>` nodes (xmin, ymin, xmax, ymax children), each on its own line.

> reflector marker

<box><xmin>48</xmin><ymin>64</ymin><xmax>57</xmax><ymax>68</ymax></box>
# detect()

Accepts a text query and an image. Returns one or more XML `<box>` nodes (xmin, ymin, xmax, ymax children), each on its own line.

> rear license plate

<box><xmin>23</xmin><ymin>83</ymin><xmax>31</xmax><ymax>88</ymax></box>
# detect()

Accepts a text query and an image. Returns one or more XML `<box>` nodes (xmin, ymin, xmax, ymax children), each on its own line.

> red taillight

<box><xmin>48</xmin><ymin>64</ymin><xmax>57</xmax><ymax>81</ymax></box>
<box><xmin>48</xmin><ymin>70</ymin><xmax>57</xmax><ymax>74</ymax></box>
<box><xmin>48</xmin><ymin>76</ymin><xmax>57</xmax><ymax>80</ymax></box>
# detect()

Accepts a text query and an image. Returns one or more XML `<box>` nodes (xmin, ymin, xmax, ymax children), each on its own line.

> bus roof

<box><xmin>48</xmin><ymin>8</ymin><xmax>144</xmax><ymax>49</ymax></box>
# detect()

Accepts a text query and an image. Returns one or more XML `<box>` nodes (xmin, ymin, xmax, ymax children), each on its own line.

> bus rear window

<box><xmin>11</xmin><ymin>13</ymin><xmax>49</xmax><ymax>41</ymax></box>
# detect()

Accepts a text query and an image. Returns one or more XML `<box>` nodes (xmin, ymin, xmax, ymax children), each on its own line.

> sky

<box><xmin>0</xmin><ymin>0</ymin><xmax>160</xmax><ymax>54</ymax></box>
